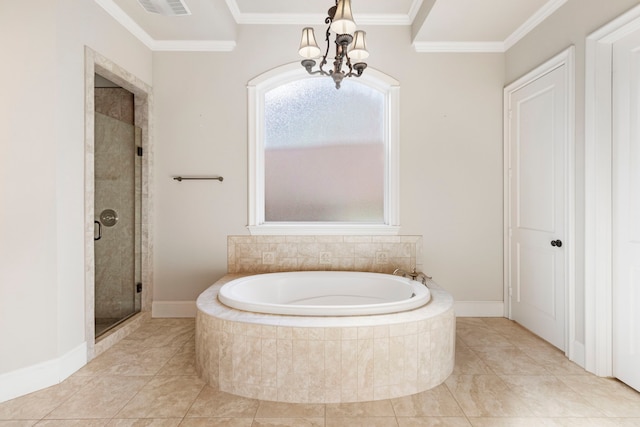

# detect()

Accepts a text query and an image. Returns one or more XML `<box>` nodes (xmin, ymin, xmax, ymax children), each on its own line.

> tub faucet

<box><xmin>415</xmin><ymin>271</ymin><xmax>432</xmax><ymax>285</ymax></box>
<box><xmin>393</xmin><ymin>268</ymin><xmax>432</xmax><ymax>286</ymax></box>
<box><xmin>393</xmin><ymin>268</ymin><xmax>409</xmax><ymax>278</ymax></box>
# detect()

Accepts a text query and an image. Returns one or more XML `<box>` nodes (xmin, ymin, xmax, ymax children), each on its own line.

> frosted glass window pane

<box><xmin>264</xmin><ymin>78</ymin><xmax>385</xmax><ymax>222</ymax></box>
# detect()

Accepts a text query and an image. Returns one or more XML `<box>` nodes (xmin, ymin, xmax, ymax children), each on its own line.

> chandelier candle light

<box><xmin>298</xmin><ymin>0</ymin><xmax>369</xmax><ymax>89</ymax></box>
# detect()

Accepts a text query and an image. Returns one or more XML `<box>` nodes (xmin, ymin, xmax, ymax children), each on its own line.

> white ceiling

<box><xmin>96</xmin><ymin>0</ymin><xmax>567</xmax><ymax>52</ymax></box>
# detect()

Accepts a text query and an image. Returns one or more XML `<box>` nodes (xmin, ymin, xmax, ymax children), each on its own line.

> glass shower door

<box><xmin>94</xmin><ymin>112</ymin><xmax>142</xmax><ymax>337</ymax></box>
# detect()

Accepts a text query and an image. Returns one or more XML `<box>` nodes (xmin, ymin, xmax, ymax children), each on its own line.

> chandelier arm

<box><xmin>307</xmin><ymin>69</ymin><xmax>330</xmax><ymax>77</ymax></box>
<box><xmin>301</xmin><ymin>60</ymin><xmax>330</xmax><ymax>77</ymax></box>
<box><xmin>350</xmin><ymin>62</ymin><xmax>367</xmax><ymax>77</ymax></box>
<box><xmin>318</xmin><ymin>20</ymin><xmax>333</xmax><ymax>75</ymax></box>
<box><xmin>344</xmin><ymin>51</ymin><xmax>354</xmax><ymax>76</ymax></box>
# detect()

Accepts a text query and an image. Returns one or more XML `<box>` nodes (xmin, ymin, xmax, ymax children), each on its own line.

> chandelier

<box><xmin>298</xmin><ymin>0</ymin><xmax>369</xmax><ymax>89</ymax></box>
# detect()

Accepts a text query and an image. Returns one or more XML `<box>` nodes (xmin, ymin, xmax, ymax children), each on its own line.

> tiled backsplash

<box><xmin>227</xmin><ymin>235</ymin><xmax>422</xmax><ymax>274</ymax></box>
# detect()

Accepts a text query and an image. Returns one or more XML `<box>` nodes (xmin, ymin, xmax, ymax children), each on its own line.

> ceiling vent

<box><xmin>137</xmin><ymin>0</ymin><xmax>191</xmax><ymax>16</ymax></box>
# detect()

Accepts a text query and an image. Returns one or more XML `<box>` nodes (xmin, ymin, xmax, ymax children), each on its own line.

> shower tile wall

<box><xmin>227</xmin><ymin>235</ymin><xmax>422</xmax><ymax>274</ymax></box>
<box><xmin>95</xmin><ymin>88</ymin><xmax>134</xmax><ymax>123</ymax></box>
<box><xmin>95</xmin><ymin>88</ymin><xmax>137</xmax><ymax>321</ymax></box>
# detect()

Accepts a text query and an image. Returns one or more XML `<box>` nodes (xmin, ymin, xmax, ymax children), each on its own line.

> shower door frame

<box><xmin>84</xmin><ymin>47</ymin><xmax>154</xmax><ymax>361</ymax></box>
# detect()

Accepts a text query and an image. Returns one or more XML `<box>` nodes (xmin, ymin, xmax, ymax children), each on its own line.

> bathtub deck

<box><xmin>196</xmin><ymin>274</ymin><xmax>456</xmax><ymax>403</ymax></box>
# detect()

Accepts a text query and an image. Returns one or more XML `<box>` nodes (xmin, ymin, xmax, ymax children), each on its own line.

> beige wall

<box><xmin>0</xmin><ymin>0</ymin><xmax>151</xmax><ymax>376</ymax></box>
<box><xmin>504</xmin><ymin>0</ymin><xmax>639</xmax><ymax>347</ymax></box>
<box><xmin>5</xmin><ymin>0</ymin><xmax>634</xmax><ymax>387</ymax></box>
<box><xmin>153</xmin><ymin>25</ymin><xmax>505</xmax><ymax>304</ymax></box>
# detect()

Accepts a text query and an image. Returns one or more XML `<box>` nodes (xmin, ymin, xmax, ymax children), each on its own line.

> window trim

<box><xmin>247</xmin><ymin>62</ymin><xmax>400</xmax><ymax>235</ymax></box>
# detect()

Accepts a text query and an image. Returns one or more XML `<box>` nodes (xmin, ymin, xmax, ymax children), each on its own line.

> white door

<box><xmin>505</xmin><ymin>57</ymin><xmax>570</xmax><ymax>351</ymax></box>
<box><xmin>612</xmin><ymin>29</ymin><xmax>640</xmax><ymax>392</ymax></box>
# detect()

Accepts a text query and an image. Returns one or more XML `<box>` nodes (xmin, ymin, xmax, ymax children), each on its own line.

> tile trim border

<box><xmin>153</xmin><ymin>300</ymin><xmax>506</xmax><ymax>319</ymax></box>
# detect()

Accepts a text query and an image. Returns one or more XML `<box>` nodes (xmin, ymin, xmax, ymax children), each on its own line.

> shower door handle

<box><xmin>94</xmin><ymin>220</ymin><xmax>102</xmax><ymax>241</ymax></box>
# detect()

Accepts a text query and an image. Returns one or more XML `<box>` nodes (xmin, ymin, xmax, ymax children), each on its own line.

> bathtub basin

<box><xmin>217</xmin><ymin>271</ymin><xmax>431</xmax><ymax>316</ymax></box>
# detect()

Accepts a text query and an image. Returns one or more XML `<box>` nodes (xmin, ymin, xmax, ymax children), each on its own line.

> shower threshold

<box><xmin>95</xmin><ymin>312</ymin><xmax>139</xmax><ymax>339</ymax></box>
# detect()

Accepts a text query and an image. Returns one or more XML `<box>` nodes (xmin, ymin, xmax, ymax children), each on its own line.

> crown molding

<box><xmin>97</xmin><ymin>0</ymin><xmax>563</xmax><ymax>54</ymax></box>
<box><xmin>504</xmin><ymin>0</ymin><xmax>568</xmax><ymax>50</ymax></box>
<box><xmin>95</xmin><ymin>0</ymin><xmax>156</xmax><ymax>48</ymax></box>
<box><xmin>95</xmin><ymin>0</ymin><xmax>236</xmax><ymax>51</ymax></box>
<box><xmin>224</xmin><ymin>0</ymin><xmax>242</xmax><ymax>22</ymax></box>
<box><xmin>407</xmin><ymin>0</ymin><xmax>425</xmax><ymax>22</ymax></box>
<box><xmin>413</xmin><ymin>41</ymin><xmax>506</xmax><ymax>53</ymax></box>
<box><xmin>225</xmin><ymin>0</ymin><xmax>412</xmax><ymax>26</ymax></box>
<box><xmin>413</xmin><ymin>0</ymin><xmax>566</xmax><ymax>54</ymax></box>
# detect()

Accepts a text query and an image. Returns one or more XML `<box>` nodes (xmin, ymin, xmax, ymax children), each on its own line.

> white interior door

<box><xmin>506</xmin><ymin>58</ymin><xmax>570</xmax><ymax>351</ymax></box>
<box><xmin>612</xmin><ymin>29</ymin><xmax>640</xmax><ymax>392</ymax></box>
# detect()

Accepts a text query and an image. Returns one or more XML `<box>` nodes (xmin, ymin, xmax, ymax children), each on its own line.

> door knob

<box><xmin>551</xmin><ymin>239</ymin><xmax>563</xmax><ymax>247</ymax></box>
<box><xmin>99</xmin><ymin>209</ymin><xmax>118</xmax><ymax>227</ymax></box>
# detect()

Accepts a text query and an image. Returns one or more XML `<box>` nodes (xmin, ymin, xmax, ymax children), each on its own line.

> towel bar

<box><xmin>173</xmin><ymin>176</ymin><xmax>223</xmax><ymax>182</ymax></box>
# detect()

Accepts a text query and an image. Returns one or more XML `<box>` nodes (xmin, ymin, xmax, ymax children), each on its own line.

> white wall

<box><xmin>0</xmin><ymin>0</ymin><xmax>59</xmax><ymax>376</ymax></box>
<box><xmin>153</xmin><ymin>26</ymin><xmax>505</xmax><ymax>307</ymax></box>
<box><xmin>504</xmin><ymin>0</ymin><xmax>639</xmax><ymax>349</ymax></box>
<box><xmin>0</xmin><ymin>0</ymin><xmax>151</xmax><ymax>396</ymax></box>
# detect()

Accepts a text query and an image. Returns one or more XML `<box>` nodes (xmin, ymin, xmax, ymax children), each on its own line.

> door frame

<box><xmin>503</xmin><ymin>46</ymin><xmax>576</xmax><ymax>358</ymax></box>
<box><xmin>585</xmin><ymin>4</ymin><xmax>640</xmax><ymax>377</ymax></box>
<box><xmin>84</xmin><ymin>47</ymin><xmax>154</xmax><ymax>360</ymax></box>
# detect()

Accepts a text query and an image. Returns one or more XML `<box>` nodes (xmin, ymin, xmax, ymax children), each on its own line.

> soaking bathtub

<box><xmin>195</xmin><ymin>271</ymin><xmax>455</xmax><ymax>403</ymax></box>
<box><xmin>217</xmin><ymin>271</ymin><xmax>431</xmax><ymax>316</ymax></box>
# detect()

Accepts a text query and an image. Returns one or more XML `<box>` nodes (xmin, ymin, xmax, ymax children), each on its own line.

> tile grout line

<box><xmin>107</xmin><ymin>374</ymin><xmax>155</xmax><ymax>423</ymax></box>
<box><xmin>38</xmin><ymin>375</ymin><xmax>93</xmax><ymax>423</ymax></box>
<box><xmin>5</xmin><ymin>318</ymin><xmax>640</xmax><ymax>424</ymax></box>
<box><xmin>181</xmin><ymin>385</ymin><xmax>206</xmax><ymax>422</ymax></box>
<box><xmin>441</xmin><ymin>379</ymin><xmax>468</xmax><ymax>420</ymax></box>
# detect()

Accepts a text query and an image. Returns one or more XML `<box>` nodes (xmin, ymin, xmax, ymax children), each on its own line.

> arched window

<box><xmin>248</xmin><ymin>63</ymin><xmax>399</xmax><ymax>235</ymax></box>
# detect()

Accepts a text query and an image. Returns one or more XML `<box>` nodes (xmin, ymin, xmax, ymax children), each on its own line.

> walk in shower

<box><xmin>94</xmin><ymin>74</ymin><xmax>142</xmax><ymax>337</ymax></box>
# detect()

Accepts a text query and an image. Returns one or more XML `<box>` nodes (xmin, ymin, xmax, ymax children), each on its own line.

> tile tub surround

<box><xmin>196</xmin><ymin>275</ymin><xmax>455</xmax><ymax>404</ymax></box>
<box><xmin>227</xmin><ymin>235</ymin><xmax>423</xmax><ymax>274</ymax></box>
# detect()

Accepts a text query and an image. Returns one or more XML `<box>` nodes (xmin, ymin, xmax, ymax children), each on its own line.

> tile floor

<box><xmin>1</xmin><ymin>317</ymin><xmax>640</xmax><ymax>426</ymax></box>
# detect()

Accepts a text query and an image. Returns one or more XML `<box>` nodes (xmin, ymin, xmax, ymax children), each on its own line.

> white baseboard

<box><xmin>570</xmin><ymin>340</ymin><xmax>586</xmax><ymax>368</ymax></box>
<box><xmin>152</xmin><ymin>301</ymin><xmax>197</xmax><ymax>318</ymax></box>
<box><xmin>454</xmin><ymin>301</ymin><xmax>505</xmax><ymax>317</ymax></box>
<box><xmin>0</xmin><ymin>342</ymin><xmax>87</xmax><ymax>403</ymax></box>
